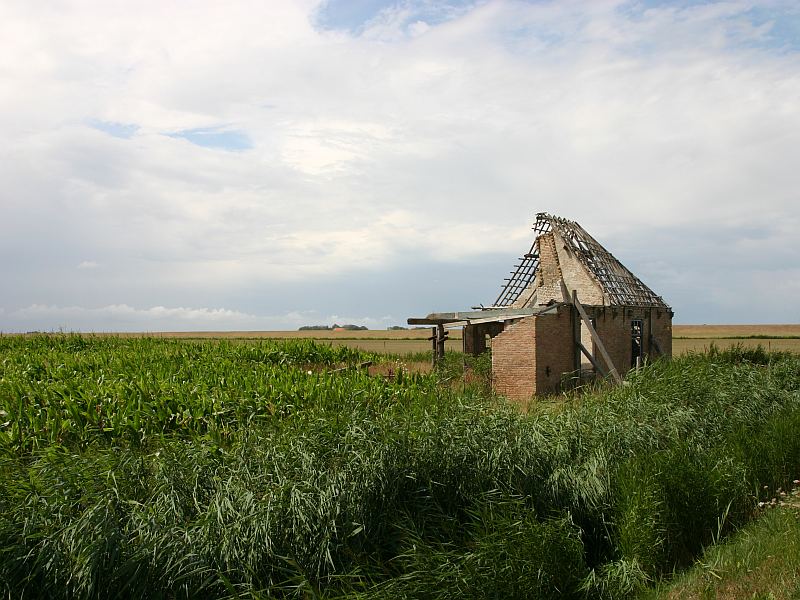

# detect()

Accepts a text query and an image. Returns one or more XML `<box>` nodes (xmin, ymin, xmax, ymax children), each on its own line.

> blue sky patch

<box><xmin>88</xmin><ymin>120</ymin><xmax>139</xmax><ymax>139</ymax></box>
<box><xmin>315</xmin><ymin>0</ymin><xmax>390</xmax><ymax>31</ymax></box>
<box><xmin>315</xmin><ymin>0</ymin><xmax>478</xmax><ymax>34</ymax></box>
<box><xmin>744</xmin><ymin>5</ymin><xmax>800</xmax><ymax>52</ymax></box>
<box><xmin>622</xmin><ymin>1</ymin><xmax>800</xmax><ymax>53</ymax></box>
<box><xmin>165</xmin><ymin>127</ymin><xmax>253</xmax><ymax>151</ymax></box>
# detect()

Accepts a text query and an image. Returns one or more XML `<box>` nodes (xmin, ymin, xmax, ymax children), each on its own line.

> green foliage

<box><xmin>432</xmin><ymin>350</ymin><xmax>493</xmax><ymax>396</ymax></box>
<box><xmin>645</xmin><ymin>505</ymin><xmax>800</xmax><ymax>599</ymax></box>
<box><xmin>0</xmin><ymin>335</ymin><xmax>401</xmax><ymax>452</ymax></box>
<box><xmin>359</xmin><ymin>497</ymin><xmax>587</xmax><ymax>599</ymax></box>
<box><xmin>1</xmin><ymin>336</ymin><xmax>800</xmax><ymax>598</ymax></box>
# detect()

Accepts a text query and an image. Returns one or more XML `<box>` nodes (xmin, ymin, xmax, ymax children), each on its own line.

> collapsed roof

<box><xmin>408</xmin><ymin>212</ymin><xmax>670</xmax><ymax>327</ymax></box>
<box><xmin>490</xmin><ymin>212</ymin><xmax>670</xmax><ymax>310</ymax></box>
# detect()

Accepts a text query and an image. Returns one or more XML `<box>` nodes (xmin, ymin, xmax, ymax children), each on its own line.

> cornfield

<box><xmin>1</xmin><ymin>335</ymin><xmax>800</xmax><ymax>599</ymax></box>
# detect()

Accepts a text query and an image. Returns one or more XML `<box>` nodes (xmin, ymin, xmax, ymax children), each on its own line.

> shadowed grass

<box><xmin>645</xmin><ymin>504</ymin><xmax>800</xmax><ymax>599</ymax></box>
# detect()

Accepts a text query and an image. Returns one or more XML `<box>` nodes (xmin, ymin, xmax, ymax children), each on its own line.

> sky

<box><xmin>1</xmin><ymin>0</ymin><xmax>799</xmax><ymax>332</ymax></box>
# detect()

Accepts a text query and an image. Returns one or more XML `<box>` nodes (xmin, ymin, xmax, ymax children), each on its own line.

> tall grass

<box><xmin>643</xmin><ymin>502</ymin><xmax>800</xmax><ymax>599</ymax></box>
<box><xmin>1</xmin><ymin>337</ymin><xmax>799</xmax><ymax>598</ymax></box>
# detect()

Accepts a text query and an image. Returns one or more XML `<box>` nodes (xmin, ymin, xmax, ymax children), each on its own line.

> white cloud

<box><xmin>1</xmin><ymin>303</ymin><xmax>398</xmax><ymax>333</ymax></box>
<box><xmin>0</xmin><ymin>0</ymin><xmax>798</xmax><ymax>328</ymax></box>
<box><xmin>14</xmin><ymin>303</ymin><xmax>257</xmax><ymax>321</ymax></box>
<box><xmin>5</xmin><ymin>303</ymin><xmax>275</xmax><ymax>332</ymax></box>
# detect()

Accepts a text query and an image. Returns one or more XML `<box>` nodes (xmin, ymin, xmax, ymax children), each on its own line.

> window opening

<box><xmin>631</xmin><ymin>319</ymin><xmax>643</xmax><ymax>368</ymax></box>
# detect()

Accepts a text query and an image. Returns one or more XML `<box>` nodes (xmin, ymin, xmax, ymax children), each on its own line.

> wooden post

<box><xmin>571</xmin><ymin>290</ymin><xmax>622</xmax><ymax>384</ymax></box>
<box><xmin>436</xmin><ymin>324</ymin><xmax>446</xmax><ymax>363</ymax></box>
<box><xmin>430</xmin><ymin>326</ymin><xmax>437</xmax><ymax>367</ymax></box>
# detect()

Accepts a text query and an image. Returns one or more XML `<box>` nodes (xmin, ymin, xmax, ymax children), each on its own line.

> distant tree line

<box><xmin>298</xmin><ymin>324</ymin><xmax>369</xmax><ymax>331</ymax></box>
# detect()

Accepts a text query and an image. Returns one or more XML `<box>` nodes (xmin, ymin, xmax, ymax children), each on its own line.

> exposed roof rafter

<box><xmin>491</xmin><ymin>213</ymin><xmax>670</xmax><ymax>309</ymax></box>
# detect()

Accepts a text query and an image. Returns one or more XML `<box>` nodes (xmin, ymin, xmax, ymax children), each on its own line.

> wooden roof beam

<box><xmin>407</xmin><ymin>304</ymin><xmax>564</xmax><ymax>326</ymax></box>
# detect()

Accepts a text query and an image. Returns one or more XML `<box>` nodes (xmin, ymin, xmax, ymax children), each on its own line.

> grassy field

<box><xmin>15</xmin><ymin>324</ymin><xmax>798</xmax><ymax>356</ymax></box>
<box><xmin>2</xmin><ymin>336</ymin><xmax>800</xmax><ymax>598</ymax></box>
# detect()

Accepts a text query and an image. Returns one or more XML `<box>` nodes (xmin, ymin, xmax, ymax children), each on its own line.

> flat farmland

<box><xmin>87</xmin><ymin>328</ymin><xmax>464</xmax><ymax>354</ymax></box>
<box><xmin>672</xmin><ymin>324</ymin><xmax>800</xmax><ymax>338</ymax></box>
<box><xmin>673</xmin><ymin>324</ymin><xmax>800</xmax><ymax>354</ymax></box>
<box><xmin>88</xmin><ymin>324</ymin><xmax>800</xmax><ymax>355</ymax></box>
<box><xmin>673</xmin><ymin>338</ymin><xmax>800</xmax><ymax>354</ymax></box>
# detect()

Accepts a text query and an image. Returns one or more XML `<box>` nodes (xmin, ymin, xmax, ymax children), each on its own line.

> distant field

<box><xmin>10</xmin><ymin>325</ymin><xmax>799</xmax><ymax>355</ymax></box>
<box><xmin>105</xmin><ymin>329</ymin><xmax>462</xmax><ymax>340</ymax></box>
<box><xmin>673</xmin><ymin>324</ymin><xmax>800</xmax><ymax>338</ymax></box>
<box><xmin>673</xmin><ymin>324</ymin><xmax>800</xmax><ymax>355</ymax></box>
<box><xmin>674</xmin><ymin>337</ymin><xmax>800</xmax><ymax>354</ymax></box>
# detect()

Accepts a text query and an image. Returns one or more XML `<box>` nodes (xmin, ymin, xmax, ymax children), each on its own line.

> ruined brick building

<box><xmin>408</xmin><ymin>213</ymin><xmax>673</xmax><ymax>401</ymax></box>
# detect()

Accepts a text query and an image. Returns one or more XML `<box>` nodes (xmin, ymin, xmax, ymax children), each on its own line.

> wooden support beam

<box><xmin>560</xmin><ymin>279</ymin><xmax>570</xmax><ymax>304</ymax></box>
<box><xmin>571</xmin><ymin>290</ymin><xmax>622</xmax><ymax>384</ymax></box>
<box><xmin>409</xmin><ymin>317</ymin><xmax>461</xmax><ymax>325</ymax></box>
<box><xmin>577</xmin><ymin>342</ymin><xmax>607</xmax><ymax>377</ymax></box>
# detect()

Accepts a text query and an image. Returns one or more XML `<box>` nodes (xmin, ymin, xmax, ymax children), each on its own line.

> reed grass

<box><xmin>1</xmin><ymin>337</ymin><xmax>799</xmax><ymax>598</ymax></box>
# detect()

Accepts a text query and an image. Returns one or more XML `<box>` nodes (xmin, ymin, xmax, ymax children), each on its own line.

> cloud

<box><xmin>4</xmin><ymin>303</ymin><xmax>279</xmax><ymax>332</ymax></box>
<box><xmin>0</xmin><ymin>0</ymin><xmax>798</xmax><ymax>328</ymax></box>
<box><xmin>1</xmin><ymin>303</ymin><xmax>398</xmax><ymax>333</ymax></box>
<box><xmin>77</xmin><ymin>260</ymin><xmax>99</xmax><ymax>269</ymax></box>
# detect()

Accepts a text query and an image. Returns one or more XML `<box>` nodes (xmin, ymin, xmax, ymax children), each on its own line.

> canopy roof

<box><xmin>407</xmin><ymin>303</ymin><xmax>563</xmax><ymax>327</ymax></box>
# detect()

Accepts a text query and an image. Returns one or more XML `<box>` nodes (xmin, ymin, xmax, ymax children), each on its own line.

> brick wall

<box><xmin>536</xmin><ymin>233</ymin><xmax>563</xmax><ymax>304</ymax></box>
<box><xmin>650</xmin><ymin>309</ymin><xmax>673</xmax><ymax>359</ymax></box>
<box><xmin>492</xmin><ymin>317</ymin><xmax>537</xmax><ymax>401</ymax></box>
<box><xmin>492</xmin><ymin>306</ymin><xmax>673</xmax><ymax>399</ymax></box>
<box><xmin>553</xmin><ymin>230</ymin><xmax>605</xmax><ymax>306</ymax></box>
<box><xmin>590</xmin><ymin>307</ymin><xmax>673</xmax><ymax>375</ymax></box>
<box><xmin>533</xmin><ymin>307</ymin><xmax>575</xmax><ymax>395</ymax></box>
<box><xmin>591</xmin><ymin>309</ymin><xmax>629</xmax><ymax>375</ymax></box>
<box><xmin>492</xmin><ymin>307</ymin><xmax>575</xmax><ymax>401</ymax></box>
